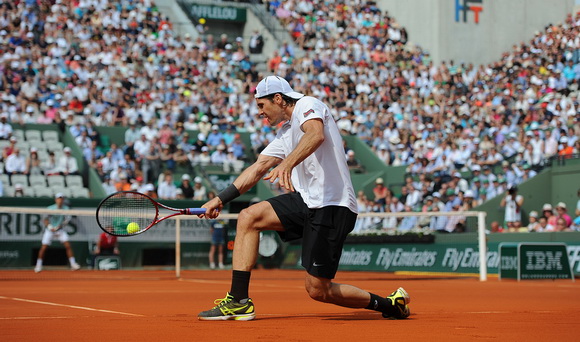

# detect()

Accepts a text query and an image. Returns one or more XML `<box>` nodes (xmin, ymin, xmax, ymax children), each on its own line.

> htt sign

<box><xmin>455</xmin><ymin>0</ymin><xmax>483</xmax><ymax>24</ymax></box>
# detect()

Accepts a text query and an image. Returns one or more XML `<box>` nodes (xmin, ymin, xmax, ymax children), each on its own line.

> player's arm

<box><xmin>201</xmin><ymin>154</ymin><xmax>281</xmax><ymax>218</ymax></box>
<box><xmin>264</xmin><ymin>118</ymin><xmax>324</xmax><ymax>192</ymax></box>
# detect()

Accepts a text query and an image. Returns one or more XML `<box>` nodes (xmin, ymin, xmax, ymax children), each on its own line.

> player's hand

<box><xmin>200</xmin><ymin>197</ymin><xmax>223</xmax><ymax>219</ymax></box>
<box><xmin>263</xmin><ymin>162</ymin><xmax>294</xmax><ymax>192</ymax></box>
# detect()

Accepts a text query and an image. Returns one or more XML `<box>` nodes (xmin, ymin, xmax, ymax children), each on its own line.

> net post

<box><xmin>477</xmin><ymin>211</ymin><xmax>487</xmax><ymax>281</ymax></box>
<box><xmin>175</xmin><ymin>217</ymin><xmax>181</xmax><ymax>279</ymax></box>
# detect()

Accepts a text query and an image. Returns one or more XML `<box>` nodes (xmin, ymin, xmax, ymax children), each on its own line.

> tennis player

<box><xmin>198</xmin><ymin>76</ymin><xmax>410</xmax><ymax>321</ymax></box>
<box><xmin>34</xmin><ymin>193</ymin><xmax>81</xmax><ymax>273</ymax></box>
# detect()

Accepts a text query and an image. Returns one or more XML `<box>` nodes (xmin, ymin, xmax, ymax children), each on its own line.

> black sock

<box><xmin>366</xmin><ymin>293</ymin><xmax>393</xmax><ymax>314</ymax></box>
<box><xmin>230</xmin><ymin>270</ymin><xmax>251</xmax><ymax>301</ymax></box>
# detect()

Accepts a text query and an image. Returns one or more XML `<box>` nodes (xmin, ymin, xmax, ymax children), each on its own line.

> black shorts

<box><xmin>267</xmin><ymin>192</ymin><xmax>357</xmax><ymax>279</ymax></box>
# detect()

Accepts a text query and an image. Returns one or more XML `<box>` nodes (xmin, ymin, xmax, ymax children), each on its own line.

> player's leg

<box><xmin>302</xmin><ymin>206</ymin><xmax>410</xmax><ymax>319</ymax></box>
<box><xmin>208</xmin><ymin>244</ymin><xmax>216</xmax><ymax>269</ymax></box>
<box><xmin>217</xmin><ymin>244</ymin><xmax>224</xmax><ymax>269</ymax></box>
<box><xmin>35</xmin><ymin>230</ymin><xmax>53</xmax><ymax>272</ymax></box>
<box><xmin>198</xmin><ymin>199</ymin><xmax>285</xmax><ymax>321</ymax></box>
<box><xmin>61</xmin><ymin>232</ymin><xmax>80</xmax><ymax>270</ymax></box>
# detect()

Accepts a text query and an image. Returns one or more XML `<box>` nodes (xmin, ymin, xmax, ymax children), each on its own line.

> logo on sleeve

<box><xmin>303</xmin><ymin>109</ymin><xmax>314</xmax><ymax>117</ymax></box>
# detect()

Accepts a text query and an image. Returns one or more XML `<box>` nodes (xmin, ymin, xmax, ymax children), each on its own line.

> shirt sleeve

<box><xmin>260</xmin><ymin>131</ymin><xmax>286</xmax><ymax>160</ymax></box>
<box><xmin>296</xmin><ymin>97</ymin><xmax>327</xmax><ymax>129</ymax></box>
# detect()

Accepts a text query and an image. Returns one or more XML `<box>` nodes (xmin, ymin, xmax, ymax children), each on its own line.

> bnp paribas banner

<box><xmin>0</xmin><ymin>210</ymin><xmax>212</xmax><ymax>243</ymax></box>
<box><xmin>282</xmin><ymin>243</ymin><xmax>580</xmax><ymax>276</ymax></box>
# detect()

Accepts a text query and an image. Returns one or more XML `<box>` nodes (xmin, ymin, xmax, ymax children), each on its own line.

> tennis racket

<box><xmin>95</xmin><ymin>191</ymin><xmax>206</xmax><ymax>237</ymax></box>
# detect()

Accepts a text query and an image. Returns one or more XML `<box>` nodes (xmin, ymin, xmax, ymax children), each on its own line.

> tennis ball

<box><xmin>127</xmin><ymin>222</ymin><xmax>140</xmax><ymax>234</ymax></box>
<box><xmin>199</xmin><ymin>18</ymin><xmax>206</xmax><ymax>25</ymax></box>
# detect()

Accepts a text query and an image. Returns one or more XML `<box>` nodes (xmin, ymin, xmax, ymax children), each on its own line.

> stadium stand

<box><xmin>0</xmin><ymin>1</ymin><xmax>577</xmax><ymax>233</ymax></box>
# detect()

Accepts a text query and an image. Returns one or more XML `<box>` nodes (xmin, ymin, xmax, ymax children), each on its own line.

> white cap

<box><xmin>201</xmin><ymin>146</ymin><xmax>209</xmax><ymax>152</ymax></box>
<box><xmin>194</xmin><ymin>176</ymin><xmax>202</xmax><ymax>183</ymax></box>
<box><xmin>254</xmin><ymin>76</ymin><xmax>304</xmax><ymax>99</ymax></box>
<box><xmin>55</xmin><ymin>192</ymin><xmax>64</xmax><ymax>198</ymax></box>
<box><xmin>556</xmin><ymin>202</ymin><xmax>567</xmax><ymax>209</ymax></box>
<box><xmin>464</xmin><ymin>190</ymin><xmax>474</xmax><ymax>198</ymax></box>
<box><xmin>15</xmin><ymin>183</ymin><xmax>23</xmax><ymax>190</ymax></box>
<box><xmin>145</xmin><ymin>184</ymin><xmax>155</xmax><ymax>191</ymax></box>
<box><xmin>181</xmin><ymin>174</ymin><xmax>191</xmax><ymax>180</ymax></box>
<box><xmin>63</xmin><ymin>147</ymin><xmax>71</xmax><ymax>152</ymax></box>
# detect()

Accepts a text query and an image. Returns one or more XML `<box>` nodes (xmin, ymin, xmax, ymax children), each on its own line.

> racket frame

<box><xmin>96</xmin><ymin>191</ymin><xmax>205</xmax><ymax>236</ymax></box>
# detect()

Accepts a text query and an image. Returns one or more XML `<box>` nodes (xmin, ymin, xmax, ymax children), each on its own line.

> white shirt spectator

<box><xmin>58</xmin><ymin>153</ymin><xmax>79</xmax><ymax>174</ymax></box>
<box><xmin>157</xmin><ymin>180</ymin><xmax>177</xmax><ymax>199</ymax></box>
<box><xmin>0</xmin><ymin>117</ymin><xmax>12</xmax><ymax>139</ymax></box>
<box><xmin>5</xmin><ymin>151</ymin><xmax>26</xmax><ymax>173</ymax></box>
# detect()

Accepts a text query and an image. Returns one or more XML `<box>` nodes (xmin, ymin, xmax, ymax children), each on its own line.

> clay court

<box><xmin>1</xmin><ymin>269</ymin><xmax>578</xmax><ymax>341</ymax></box>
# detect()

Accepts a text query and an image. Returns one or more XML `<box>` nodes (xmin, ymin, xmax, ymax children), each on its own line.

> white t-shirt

<box><xmin>261</xmin><ymin>96</ymin><xmax>358</xmax><ymax>213</ymax></box>
<box><xmin>504</xmin><ymin>194</ymin><xmax>523</xmax><ymax>222</ymax></box>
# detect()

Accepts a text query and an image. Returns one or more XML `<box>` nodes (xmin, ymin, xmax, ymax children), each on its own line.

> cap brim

<box><xmin>255</xmin><ymin>91</ymin><xmax>304</xmax><ymax>99</ymax></box>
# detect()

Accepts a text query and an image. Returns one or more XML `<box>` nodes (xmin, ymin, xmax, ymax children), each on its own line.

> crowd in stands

<box><xmin>0</xmin><ymin>1</ymin><xmax>578</xmax><ymax>229</ymax></box>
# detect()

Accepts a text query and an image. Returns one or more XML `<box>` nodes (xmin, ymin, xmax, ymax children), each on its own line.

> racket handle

<box><xmin>184</xmin><ymin>208</ymin><xmax>206</xmax><ymax>215</ymax></box>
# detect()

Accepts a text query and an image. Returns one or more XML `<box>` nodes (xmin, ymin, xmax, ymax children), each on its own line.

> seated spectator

<box><xmin>542</xmin><ymin>203</ymin><xmax>558</xmax><ymax>227</ymax></box>
<box><xmin>43</xmin><ymin>152</ymin><xmax>60</xmax><ymax>176</ymax></box>
<box><xmin>90</xmin><ymin>225</ymin><xmax>120</xmax><ymax>269</ymax></box>
<box><xmin>0</xmin><ymin>114</ymin><xmax>12</xmax><ymax>139</ymax></box>
<box><xmin>555</xmin><ymin>202</ymin><xmax>572</xmax><ymax>228</ymax></box>
<box><xmin>143</xmin><ymin>183</ymin><xmax>158</xmax><ymax>199</ymax></box>
<box><xmin>372</xmin><ymin>178</ymin><xmax>389</xmax><ymax>207</ymax></box>
<box><xmin>555</xmin><ymin>217</ymin><xmax>573</xmax><ymax>232</ymax></box>
<box><xmin>180</xmin><ymin>174</ymin><xmax>194</xmax><ymax>199</ymax></box>
<box><xmin>193</xmin><ymin>177</ymin><xmax>207</xmax><ymax>201</ymax></box>
<box><xmin>210</xmin><ymin>145</ymin><xmax>228</xmax><ymax>165</ymax></box>
<box><xmin>2</xmin><ymin>136</ymin><xmax>17</xmax><ymax>160</ymax></box>
<box><xmin>346</xmin><ymin>150</ymin><xmax>364</xmax><ymax>173</ymax></box>
<box><xmin>173</xmin><ymin>146</ymin><xmax>189</xmax><ymax>167</ymax></box>
<box><xmin>26</xmin><ymin>148</ymin><xmax>43</xmax><ymax>175</ymax></box>
<box><xmin>5</xmin><ymin>148</ymin><xmax>26</xmax><ymax>175</ymax></box>
<box><xmin>527</xmin><ymin>211</ymin><xmax>541</xmax><ymax>232</ymax></box>
<box><xmin>537</xmin><ymin>216</ymin><xmax>555</xmax><ymax>232</ymax></box>
<box><xmin>157</xmin><ymin>171</ymin><xmax>177</xmax><ymax>200</ymax></box>
<box><xmin>58</xmin><ymin>147</ymin><xmax>79</xmax><ymax>176</ymax></box>
<box><xmin>115</xmin><ymin>173</ymin><xmax>132</xmax><ymax>192</ymax></box>
<box><xmin>13</xmin><ymin>183</ymin><xmax>25</xmax><ymax>197</ymax></box>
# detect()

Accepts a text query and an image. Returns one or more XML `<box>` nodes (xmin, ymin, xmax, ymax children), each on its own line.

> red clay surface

<box><xmin>1</xmin><ymin>269</ymin><xmax>579</xmax><ymax>341</ymax></box>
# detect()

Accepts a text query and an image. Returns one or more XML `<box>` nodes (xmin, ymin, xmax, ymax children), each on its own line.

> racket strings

<box><xmin>97</xmin><ymin>192</ymin><xmax>157</xmax><ymax>236</ymax></box>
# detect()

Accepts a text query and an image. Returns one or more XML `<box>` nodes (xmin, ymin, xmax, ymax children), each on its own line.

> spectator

<box><xmin>90</xmin><ymin>225</ymin><xmax>120</xmax><ymax>269</ymax></box>
<box><xmin>372</xmin><ymin>178</ymin><xmax>389</xmax><ymax>207</ymax></box>
<box><xmin>58</xmin><ymin>147</ymin><xmax>79</xmax><ymax>176</ymax></box>
<box><xmin>555</xmin><ymin>217</ymin><xmax>573</xmax><ymax>232</ymax></box>
<box><xmin>115</xmin><ymin>173</ymin><xmax>132</xmax><ymax>192</ymax></box>
<box><xmin>489</xmin><ymin>221</ymin><xmax>505</xmax><ymax>233</ymax></box>
<box><xmin>527</xmin><ymin>211</ymin><xmax>541</xmax><ymax>232</ymax></box>
<box><xmin>5</xmin><ymin>148</ymin><xmax>26</xmax><ymax>175</ymax></box>
<box><xmin>13</xmin><ymin>183</ymin><xmax>25</xmax><ymax>197</ymax></box>
<box><xmin>576</xmin><ymin>188</ymin><xmax>580</xmax><ymax>218</ymax></box>
<box><xmin>249</xmin><ymin>30</ymin><xmax>264</xmax><ymax>54</ymax></box>
<box><xmin>2</xmin><ymin>136</ymin><xmax>17</xmax><ymax>160</ymax></box>
<box><xmin>193</xmin><ymin>177</ymin><xmax>207</xmax><ymax>201</ymax></box>
<box><xmin>500</xmin><ymin>186</ymin><xmax>524</xmax><ymax>230</ymax></box>
<box><xmin>26</xmin><ymin>148</ymin><xmax>43</xmax><ymax>175</ymax></box>
<box><xmin>0</xmin><ymin>114</ymin><xmax>12</xmax><ymax>139</ymax></box>
<box><xmin>180</xmin><ymin>174</ymin><xmax>194</xmax><ymax>199</ymax></box>
<box><xmin>542</xmin><ymin>203</ymin><xmax>558</xmax><ymax>227</ymax></box>
<box><xmin>144</xmin><ymin>183</ymin><xmax>158</xmax><ymax>199</ymax></box>
<box><xmin>555</xmin><ymin>202</ymin><xmax>572</xmax><ymax>228</ymax></box>
<box><xmin>157</xmin><ymin>171</ymin><xmax>177</xmax><ymax>200</ymax></box>
<box><xmin>42</xmin><ymin>152</ymin><xmax>60</xmax><ymax>176</ymax></box>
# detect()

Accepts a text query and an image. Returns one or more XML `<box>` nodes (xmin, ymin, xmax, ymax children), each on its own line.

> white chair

<box><xmin>34</xmin><ymin>187</ymin><xmax>53</xmax><ymax>198</ymax></box>
<box><xmin>0</xmin><ymin>173</ymin><xmax>8</xmax><ymax>186</ymax></box>
<box><xmin>52</xmin><ymin>187</ymin><xmax>71</xmax><ymax>197</ymax></box>
<box><xmin>25</xmin><ymin>130</ymin><xmax>42</xmax><ymax>142</ymax></box>
<box><xmin>66</xmin><ymin>175</ymin><xmax>83</xmax><ymax>187</ymax></box>
<box><xmin>3</xmin><ymin>186</ymin><xmax>14</xmax><ymax>197</ymax></box>
<box><xmin>10</xmin><ymin>174</ymin><xmax>28</xmax><ymax>187</ymax></box>
<box><xmin>12</xmin><ymin>130</ymin><xmax>24</xmax><ymax>141</ymax></box>
<box><xmin>29</xmin><ymin>174</ymin><xmax>47</xmax><ymax>187</ymax></box>
<box><xmin>47</xmin><ymin>175</ymin><xmax>65</xmax><ymax>187</ymax></box>
<box><xmin>42</xmin><ymin>130</ymin><xmax>59</xmax><ymax>143</ymax></box>
<box><xmin>22</xmin><ymin>186</ymin><xmax>34</xmax><ymax>197</ymax></box>
<box><xmin>47</xmin><ymin>142</ymin><xmax>64</xmax><ymax>152</ymax></box>
<box><xmin>71</xmin><ymin>187</ymin><xmax>90</xmax><ymax>198</ymax></box>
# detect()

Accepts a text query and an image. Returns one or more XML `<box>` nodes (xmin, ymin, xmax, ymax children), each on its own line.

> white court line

<box><xmin>0</xmin><ymin>296</ymin><xmax>144</xmax><ymax>317</ymax></box>
<box><xmin>0</xmin><ymin>316</ymin><xmax>74</xmax><ymax>320</ymax></box>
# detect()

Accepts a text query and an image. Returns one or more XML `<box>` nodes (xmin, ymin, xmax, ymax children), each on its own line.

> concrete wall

<box><xmin>378</xmin><ymin>0</ymin><xmax>575</xmax><ymax>66</ymax></box>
